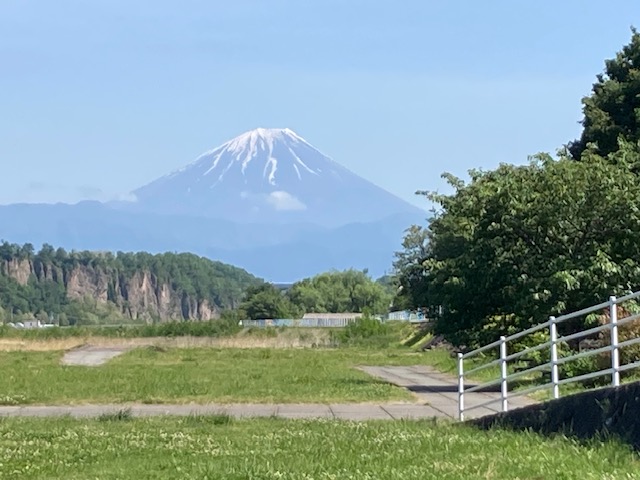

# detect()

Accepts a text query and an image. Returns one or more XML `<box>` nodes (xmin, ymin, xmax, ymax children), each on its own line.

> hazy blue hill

<box><xmin>0</xmin><ymin>204</ymin><xmax>422</xmax><ymax>280</ymax></box>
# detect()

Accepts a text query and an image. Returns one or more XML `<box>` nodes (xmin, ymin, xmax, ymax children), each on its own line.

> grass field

<box><xmin>0</xmin><ymin>416</ymin><xmax>637</xmax><ymax>479</ymax></box>
<box><xmin>0</xmin><ymin>347</ymin><xmax>434</xmax><ymax>405</ymax></box>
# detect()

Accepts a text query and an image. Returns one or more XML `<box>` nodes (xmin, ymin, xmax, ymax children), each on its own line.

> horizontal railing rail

<box><xmin>457</xmin><ymin>293</ymin><xmax>640</xmax><ymax>421</ymax></box>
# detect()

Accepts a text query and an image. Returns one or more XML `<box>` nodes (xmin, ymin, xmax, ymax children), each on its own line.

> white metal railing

<box><xmin>457</xmin><ymin>292</ymin><xmax>640</xmax><ymax>421</ymax></box>
<box><xmin>240</xmin><ymin>318</ymin><xmax>358</xmax><ymax>328</ymax></box>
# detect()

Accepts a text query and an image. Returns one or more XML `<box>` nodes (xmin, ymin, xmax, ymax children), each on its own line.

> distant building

<box><xmin>10</xmin><ymin>319</ymin><xmax>56</xmax><ymax>329</ymax></box>
<box><xmin>21</xmin><ymin>320</ymin><xmax>42</xmax><ymax>329</ymax></box>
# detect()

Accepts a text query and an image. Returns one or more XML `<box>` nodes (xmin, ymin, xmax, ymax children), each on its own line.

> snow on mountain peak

<box><xmin>131</xmin><ymin>127</ymin><xmax>424</xmax><ymax>226</ymax></box>
<box><xmin>174</xmin><ymin>127</ymin><xmax>331</xmax><ymax>188</ymax></box>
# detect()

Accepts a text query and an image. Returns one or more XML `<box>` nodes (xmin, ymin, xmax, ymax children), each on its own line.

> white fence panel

<box><xmin>457</xmin><ymin>293</ymin><xmax>640</xmax><ymax>421</ymax></box>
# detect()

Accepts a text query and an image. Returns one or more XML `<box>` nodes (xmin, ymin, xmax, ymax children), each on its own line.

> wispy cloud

<box><xmin>266</xmin><ymin>191</ymin><xmax>306</xmax><ymax>211</ymax></box>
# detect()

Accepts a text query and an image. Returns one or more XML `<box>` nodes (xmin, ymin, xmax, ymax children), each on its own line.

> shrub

<box><xmin>98</xmin><ymin>408</ymin><xmax>133</xmax><ymax>422</ymax></box>
<box><xmin>333</xmin><ymin>316</ymin><xmax>394</xmax><ymax>348</ymax></box>
<box><xmin>0</xmin><ymin>318</ymin><xmax>241</xmax><ymax>340</ymax></box>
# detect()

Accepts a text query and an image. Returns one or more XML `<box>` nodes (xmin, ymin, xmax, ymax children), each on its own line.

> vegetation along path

<box><xmin>0</xmin><ymin>364</ymin><xmax>536</xmax><ymax>420</ymax></box>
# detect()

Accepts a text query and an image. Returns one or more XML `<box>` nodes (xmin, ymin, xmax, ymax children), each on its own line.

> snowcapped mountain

<box><xmin>128</xmin><ymin>128</ymin><xmax>424</xmax><ymax>226</ymax></box>
<box><xmin>0</xmin><ymin>128</ymin><xmax>428</xmax><ymax>280</ymax></box>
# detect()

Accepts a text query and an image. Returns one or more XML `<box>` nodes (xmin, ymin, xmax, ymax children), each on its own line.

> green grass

<box><xmin>0</xmin><ymin>347</ymin><xmax>439</xmax><ymax>405</ymax></box>
<box><xmin>0</xmin><ymin>416</ymin><xmax>637</xmax><ymax>479</ymax></box>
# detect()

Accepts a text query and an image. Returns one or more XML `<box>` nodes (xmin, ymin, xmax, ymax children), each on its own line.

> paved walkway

<box><xmin>0</xmin><ymin>364</ymin><xmax>537</xmax><ymax>421</ymax></box>
<box><xmin>359</xmin><ymin>365</ymin><xmax>537</xmax><ymax>419</ymax></box>
<box><xmin>0</xmin><ymin>403</ymin><xmax>446</xmax><ymax>420</ymax></box>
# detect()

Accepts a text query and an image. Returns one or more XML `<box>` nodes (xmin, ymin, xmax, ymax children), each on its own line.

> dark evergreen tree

<box><xmin>569</xmin><ymin>28</ymin><xmax>640</xmax><ymax>160</ymax></box>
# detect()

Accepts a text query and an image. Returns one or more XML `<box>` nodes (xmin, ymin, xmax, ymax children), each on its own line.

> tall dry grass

<box><xmin>0</xmin><ymin>328</ymin><xmax>333</xmax><ymax>352</ymax></box>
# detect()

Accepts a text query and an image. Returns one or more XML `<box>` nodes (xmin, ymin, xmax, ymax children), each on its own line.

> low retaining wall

<box><xmin>471</xmin><ymin>381</ymin><xmax>640</xmax><ymax>449</ymax></box>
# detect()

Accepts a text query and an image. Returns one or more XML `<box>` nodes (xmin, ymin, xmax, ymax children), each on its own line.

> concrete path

<box><xmin>0</xmin><ymin>403</ymin><xmax>450</xmax><ymax>421</ymax></box>
<box><xmin>61</xmin><ymin>345</ymin><xmax>131</xmax><ymax>366</ymax></box>
<box><xmin>360</xmin><ymin>365</ymin><xmax>537</xmax><ymax>419</ymax></box>
<box><xmin>0</xmin><ymin>403</ymin><xmax>445</xmax><ymax>421</ymax></box>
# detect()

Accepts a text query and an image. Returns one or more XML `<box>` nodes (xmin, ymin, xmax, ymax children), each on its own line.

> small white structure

<box><xmin>21</xmin><ymin>320</ymin><xmax>42</xmax><ymax>329</ymax></box>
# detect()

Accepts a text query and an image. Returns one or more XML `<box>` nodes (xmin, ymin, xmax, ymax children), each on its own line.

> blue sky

<box><xmin>1</xmin><ymin>1</ymin><xmax>637</xmax><ymax>208</ymax></box>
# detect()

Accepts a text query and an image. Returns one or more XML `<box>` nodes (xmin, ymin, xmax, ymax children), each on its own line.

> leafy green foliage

<box><xmin>392</xmin><ymin>224</ymin><xmax>430</xmax><ymax>311</ymax></box>
<box><xmin>569</xmin><ymin>28</ymin><xmax>640</xmax><ymax>160</ymax></box>
<box><xmin>239</xmin><ymin>283</ymin><xmax>297</xmax><ymax>319</ymax></box>
<box><xmin>286</xmin><ymin>269</ymin><xmax>391</xmax><ymax>314</ymax></box>
<box><xmin>398</xmin><ymin>151</ymin><xmax>640</xmax><ymax>347</ymax></box>
<box><xmin>333</xmin><ymin>316</ymin><xmax>393</xmax><ymax>348</ymax></box>
<box><xmin>239</xmin><ymin>269</ymin><xmax>392</xmax><ymax>319</ymax></box>
<box><xmin>0</xmin><ymin>317</ymin><xmax>241</xmax><ymax>339</ymax></box>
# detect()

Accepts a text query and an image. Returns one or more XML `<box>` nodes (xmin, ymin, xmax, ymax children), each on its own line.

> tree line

<box><xmin>393</xmin><ymin>28</ymin><xmax>640</xmax><ymax>347</ymax></box>
<box><xmin>240</xmin><ymin>270</ymin><xmax>394</xmax><ymax>319</ymax></box>
<box><xmin>0</xmin><ymin>242</ymin><xmax>396</xmax><ymax>324</ymax></box>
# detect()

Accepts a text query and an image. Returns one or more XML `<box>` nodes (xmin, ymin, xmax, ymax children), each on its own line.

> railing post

<box><xmin>499</xmin><ymin>336</ymin><xmax>508</xmax><ymax>412</ymax></box>
<box><xmin>549</xmin><ymin>316</ymin><xmax>560</xmax><ymax>400</ymax></box>
<box><xmin>457</xmin><ymin>352</ymin><xmax>465</xmax><ymax>421</ymax></box>
<box><xmin>610</xmin><ymin>296</ymin><xmax>620</xmax><ymax>387</ymax></box>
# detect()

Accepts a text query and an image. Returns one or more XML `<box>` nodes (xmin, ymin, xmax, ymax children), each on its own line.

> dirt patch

<box><xmin>61</xmin><ymin>345</ymin><xmax>132</xmax><ymax>366</ymax></box>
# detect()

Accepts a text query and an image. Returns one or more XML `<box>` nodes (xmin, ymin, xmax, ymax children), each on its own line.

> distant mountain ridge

<box><xmin>0</xmin><ymin>202</ymin><xmax>420</xmax><ymax>281</ymax></box>
<box><xmin>0</xmin><ymin>128</ymin><xmax>426</xmax><ymax>280</ymax></box>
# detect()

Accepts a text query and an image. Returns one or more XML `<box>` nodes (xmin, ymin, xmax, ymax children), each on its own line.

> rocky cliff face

<box><xmin>4</xmin><ymin>259</ymin><xmax>32</xmax><ymax>286</ymax></box>
<box><xmin>0</xmin><ymin>258</ymin><xmax>220</xmax><ymax>322</ymax></box>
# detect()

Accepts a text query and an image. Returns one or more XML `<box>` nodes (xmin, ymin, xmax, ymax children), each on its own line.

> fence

<box><xmin>386</xmin><ymin>310</ymin><xmax>428</xmax><ymax>323</ymax></box>
<box><xmin>240</xmin><ymin>318</ymin><xmax>358</xmax><ymax>328</ymax></box>
<box><xmin>457</xmin><ymin>292</ymin><xmax>640</xmax><ymax>421</ymax></box>
<box><xmin>241</xmin><ymin>311</ymin><xmax>430</xmax><ymax>328</ymax></box>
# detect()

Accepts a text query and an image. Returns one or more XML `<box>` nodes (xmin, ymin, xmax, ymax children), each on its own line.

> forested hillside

<box><xmin>0</xmin><ymin>242</ymin><xmax>261</xmax><ymax>325</ymax></box>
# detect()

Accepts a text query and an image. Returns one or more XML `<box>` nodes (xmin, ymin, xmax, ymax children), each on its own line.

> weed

<box><xmin>98</xmin><ymin>408</ymin><xmax>132</xmax><ymax>422</ymax></box>
<box><xmin>184</xmin><ymin>414</ymin><xmax>234</xmax><ymax>426</ymax></box>
<box><xmin>0</xmin><ymin>394</ymin><xmax>27</xmax><ymax>406</ymax></box>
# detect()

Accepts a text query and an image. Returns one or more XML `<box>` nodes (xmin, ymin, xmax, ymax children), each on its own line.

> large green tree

<box><xmin>408</xmin><ymin>148</ymin><xmax>640</xmax><ymax>346</ymax></box>
<box><xmin>240</xmin><ymin>283</ymin><xmax>297</xmax><ymax>320</ymax></box>
<box><xmin>287</xmin><ymin>270</ymin><xmax>391</xmax><ymax>314</ymax></box>
<box><xmin>569</xmin><ymin>28</ymin><xmax>640</xmax><ymax>160</ymax></box>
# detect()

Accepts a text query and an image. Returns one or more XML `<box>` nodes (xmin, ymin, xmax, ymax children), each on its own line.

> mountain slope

<box><xmin>127</xmin><ymin>128</ymin><xmax>423</xmax><ymax>226</ymax></box>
